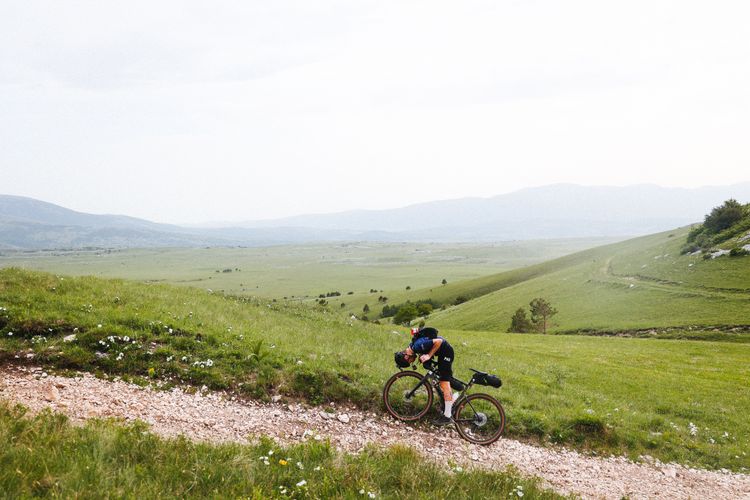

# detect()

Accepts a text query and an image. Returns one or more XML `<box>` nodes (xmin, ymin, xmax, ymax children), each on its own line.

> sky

<box><xmin>1</xmin><ymin>1</ymin><xmax>749</xmax><ymax>224</ymax></box>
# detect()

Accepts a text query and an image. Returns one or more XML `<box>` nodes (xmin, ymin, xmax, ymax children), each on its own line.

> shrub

<box><xmin>704</xmin><ymin>199</ymin><xmax>743</xmax><ymax>234</ymax></box>
<box><xmin>393</xmin><ymin>303</ymin><xmax>418</xmax><ymax>325</ymax></box>
<box><xmin>381</xmin><ymin>304</ymin><xmax>398</xmax><ymax>318</ymax></box>
<box><xmin>416</xmin><ymin>303</ymin><xmax>433</xmax><ymax>316</ymax></box>
<box><xmin>453</xmin><ymin>296</ymin><xmax>468</xmax><ymax>305</ymax></box>
<box><xmin>730</xmin><ymin>247</ymin><xmax>749</xmax><ymax>257</ymax></box>
<box><xmin>509</xmin><ymin>307</ymin><xmax>533</xmax><ymax>333</ymax></box>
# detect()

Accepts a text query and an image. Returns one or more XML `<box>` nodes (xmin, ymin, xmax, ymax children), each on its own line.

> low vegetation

<box><xmin>682</xmin><ymin>199</ymin><xmax>750</xmax><ymax>254</ymax></box>
<box><xmin>1</xmin><ymin>268</ymin><xmax>749</xmax><ymax>471</ymax></box>
<box><xmin>510</xmin><ymin>298</ymin><xmax>557</xmax><ymax>334</ymax></box>
<box><xmin>0</xmin><ymin>402</ymin><xmax>559</xmax><ymax>499</ymax></box>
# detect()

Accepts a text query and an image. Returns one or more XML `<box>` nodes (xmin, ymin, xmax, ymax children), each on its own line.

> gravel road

<box><xmin>2</xmin><ymin>366</ymin><xmax>748</xmax><ymax>499</ymax></box>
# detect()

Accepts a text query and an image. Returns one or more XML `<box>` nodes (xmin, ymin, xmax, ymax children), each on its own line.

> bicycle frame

<box><xmin>402</xmin><ymin>361</ymin><xmax>477</xmax><ymax>416</ymax></box>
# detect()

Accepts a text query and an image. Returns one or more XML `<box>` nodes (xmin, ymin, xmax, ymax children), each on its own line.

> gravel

<box><xmin>2</xmin><ymin>366</ymin><xmax>749</xmax><ymax>499</ymax></box>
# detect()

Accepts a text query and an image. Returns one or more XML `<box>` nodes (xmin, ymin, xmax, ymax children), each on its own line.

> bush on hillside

<box><xmin>682</xmin><ymin>199</ymin><xmax>748</xmax><ymax>254</ymax></box>
<box><xmin>509</xmin><ymin>307</ymin><xmax>533</xmax><ymax>333</ymax></box>
<box><xmin>704</xmin><ymin>199</ymin><xmax>744</xmax><ymax>234</ymax></box>
<box><xmin>393</xmin><ymin>303</ymin><xmax>418</xmax><ymax>325</ymax></box>
<box><xmin>416</xmin><ymin>303</ymin><xmax>433</xmax><ymax>316</ymax></box>
<box><xmin>381</xmin><ymin>299</ymin><xmax>441</xmax><ymax>321</ymax></box>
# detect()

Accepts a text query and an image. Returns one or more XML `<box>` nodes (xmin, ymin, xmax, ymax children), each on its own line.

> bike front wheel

<box><xmin>453</xmin><ymin>393</ymin><xmax>505</xmax><ymax>445</ymax></box>
<box><xmin>382</xmin><ymin>371</ymin><xmax>434</xmax><ymax>421</ymax></box>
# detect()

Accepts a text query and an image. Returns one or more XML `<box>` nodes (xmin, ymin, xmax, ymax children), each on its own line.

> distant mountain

<box><xmin>0</xmin><ymin>195</ymin><xmax>365</xmax><ymax>250</ymax></box>
<box><xmin>2</xmin><ymin>183</ymin><xmax>749</xmax><ymax>249</ymax></box>
<box><xmin>237</xmin><ymin>183</ymin><xmax>750</xmax><ymax>239</ymax></box>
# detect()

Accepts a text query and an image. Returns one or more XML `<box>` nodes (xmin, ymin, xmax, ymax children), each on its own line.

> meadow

<box><xmin>0</xmin><ymin>238</ymin><xmax>618</xmax><ymax>301</ymax></box>
<box><xmin>0</xmin><ymin>402</ymin><xmax>558</xmax><ymax>499</ymax></box>
<box><xmin>1</xmin><ymin>268</ymin><xmax>748</xmax><ymax>472</ymax></box>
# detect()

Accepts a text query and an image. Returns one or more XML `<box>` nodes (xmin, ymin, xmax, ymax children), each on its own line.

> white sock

<box><xmin>444</xmin><ymin>400</ymin><xmax>453</xmax><ymax>418</ymax></box>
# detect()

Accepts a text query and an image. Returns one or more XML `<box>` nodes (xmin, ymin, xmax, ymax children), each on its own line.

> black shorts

<box><xmin>436</xmin><ymin>343</ymin><xmax>454</xmax><ymax>381</ymax></box>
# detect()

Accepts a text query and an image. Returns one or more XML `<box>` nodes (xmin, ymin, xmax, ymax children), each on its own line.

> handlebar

<box><xmin>420</xmin><ymin>359</ymin><xmax>439</xmax><ymax>371</ymax></box>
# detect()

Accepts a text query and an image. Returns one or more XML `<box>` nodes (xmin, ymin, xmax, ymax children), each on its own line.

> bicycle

<box><xmin>382</xmin><ymin>359</ymin><xmax>506</xmax><ymax>445</ymax></box>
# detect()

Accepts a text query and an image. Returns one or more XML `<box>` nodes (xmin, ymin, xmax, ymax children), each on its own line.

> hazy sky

<box><xmin>1</xmin><ymin>1</ymin><xmax>749</xmax><ymax>224</ymax></box>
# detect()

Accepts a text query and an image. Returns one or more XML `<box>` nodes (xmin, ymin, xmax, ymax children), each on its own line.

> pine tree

<box><xmin>529</xmin><ymin>298</ymin><xmax>558</xmax><ymax>334</ymax></box>
<box><xmin>509</xmin><ymin>307</ymin><xmax>533</xmax><ymax>333</ymax></box>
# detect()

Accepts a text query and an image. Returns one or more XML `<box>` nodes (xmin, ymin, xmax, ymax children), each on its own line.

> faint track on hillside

<box><xmin>2</xmin><ymin>366</ymin><xmax>749</xmax><ymax>500</ymax></box>
<box><xmin>595</xmin><ymin>257</ymin><xmax>750</xmax><ymax>299</ymax></box>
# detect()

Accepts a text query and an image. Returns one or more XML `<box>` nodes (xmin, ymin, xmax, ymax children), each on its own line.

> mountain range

<box><xmin>2</xmin><ymin>183</ymin><xmax>749</xmax><ymax>250</ymax></box>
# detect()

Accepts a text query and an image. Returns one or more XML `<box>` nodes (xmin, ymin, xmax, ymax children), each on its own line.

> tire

<box><xmin>453</xmin><ymin>393</ymin><xmax>505</xmax><ymax>445</ymax></box>
<box><xmin>382</xmin><ymin>371</ymin><xmax>434</xmax><ymax>421</ymax></box>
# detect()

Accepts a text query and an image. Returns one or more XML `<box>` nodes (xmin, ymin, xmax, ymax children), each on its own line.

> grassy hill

<box><xmin>415</xmin><ymin>224</ymin><xmax>750</xmax><ymax>335</ymax></box>
<box><xmin>1</xmin><ymin>268</ymin><xmax>749</xmax><ymax>471</ymax></box>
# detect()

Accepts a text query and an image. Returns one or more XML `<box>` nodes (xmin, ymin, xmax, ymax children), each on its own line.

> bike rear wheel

<box><xmin>453</xmin><ymin>393</ymin><xmax>505</xmax><ymax>445</ymax></box>
<box><xmin>382</xmin><ymin>371</ymin><xmax>434</xmax><ymax>421</ymax></box>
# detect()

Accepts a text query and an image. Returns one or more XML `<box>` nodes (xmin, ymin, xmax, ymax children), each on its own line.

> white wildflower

<box><xmin>7</xmin><ymin>331</ymin><xmax>13</xmax><ymax>336</ymax></box>
<box><xmin>296</xmin><ymin>480</ymin><xmax>307</xmax><ymax>487</ymax></box>
<box><xmin>97</xmin><ymin>324</ymin><xmax>102</xmax><ymax>328</ymax></box>
<box><xmin>368</xmin><ymin>493</ymin><xmax>376</xmax><ymax>499</ymax></box>
<box><xmin>296</xmin><ymin>462</ymin><xmax>304</xmax><ymax>470</ymax></box>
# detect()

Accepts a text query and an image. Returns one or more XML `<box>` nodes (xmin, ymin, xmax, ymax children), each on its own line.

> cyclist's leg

<box><xmin>437</xmin><ymin>344</ymin><xmax>455</xmax><ymax>417</ymax></box>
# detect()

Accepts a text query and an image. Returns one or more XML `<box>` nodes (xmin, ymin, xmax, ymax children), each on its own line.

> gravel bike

<box><xmin>382</xmin><ymin>359</ymin><xmax>505</xmax><ymax>445</ymax></box>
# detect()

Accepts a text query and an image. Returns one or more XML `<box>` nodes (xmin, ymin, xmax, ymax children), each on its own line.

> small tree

<box><xmin>393</xmin><ymin>303</ymin><xmax>418</xmax><ymax>325</ymax></box>
<box><xmin>529</xmin><ymin>298</ymin><xmax>557</xmax><ymax>334</ymax></box>
<box><xmin>363</xmin><ymin>304</ymin><xmax>370</xmax><ymax>313</ymax></box>
<box><xmin>509</xmin><ymin>307</ymin><xmax>533</xmax><ymax>333</ymax></box>
<box><xmin>442</xmin><ymin>278</ymin><xmax>448</xmax><ymax>285</ymax></box>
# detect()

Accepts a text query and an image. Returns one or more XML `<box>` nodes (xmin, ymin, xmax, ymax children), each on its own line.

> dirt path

<box><xmin>2</xmin><ymin>366</ymin><xmax>749</xmax><ymax>500</ymax></box>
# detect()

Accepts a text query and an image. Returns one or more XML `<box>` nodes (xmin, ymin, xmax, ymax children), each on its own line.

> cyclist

<box><xmin>395</xmin><ymin>326</ymin><xmax>455</xmax><ymax>425</ymax></box>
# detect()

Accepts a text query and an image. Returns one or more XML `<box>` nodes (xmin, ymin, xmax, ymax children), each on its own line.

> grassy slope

<box><xmin>1</xmin><ymin>268</ymin><xmax>749</xmax><ymax>471</ymax></box>
<box><xmin>0</xmin><ymin>402</ymin><xmax>558</xmax><ymax>499</ymax></box>
<box><xmin>427</xmin><ymin>226</ymin><xmax>750</xmax><ymax>333</ymax></box>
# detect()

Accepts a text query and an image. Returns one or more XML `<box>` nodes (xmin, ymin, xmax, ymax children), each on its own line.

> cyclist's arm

<box><xmin>419</xmin><ymin>338</ymin><xmax>442</xmax><ymax>362</ymax></box>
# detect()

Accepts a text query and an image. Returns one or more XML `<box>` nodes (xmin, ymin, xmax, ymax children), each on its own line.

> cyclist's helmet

<box><xmin>394</xmin><ymin>351</ymin><xmax>410</xmax><ymax>368</ymax></box>
<box><xmin>410</xmin><ymin>327</ymin><xmax>420</xmax><ymax>338</ymax></box>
